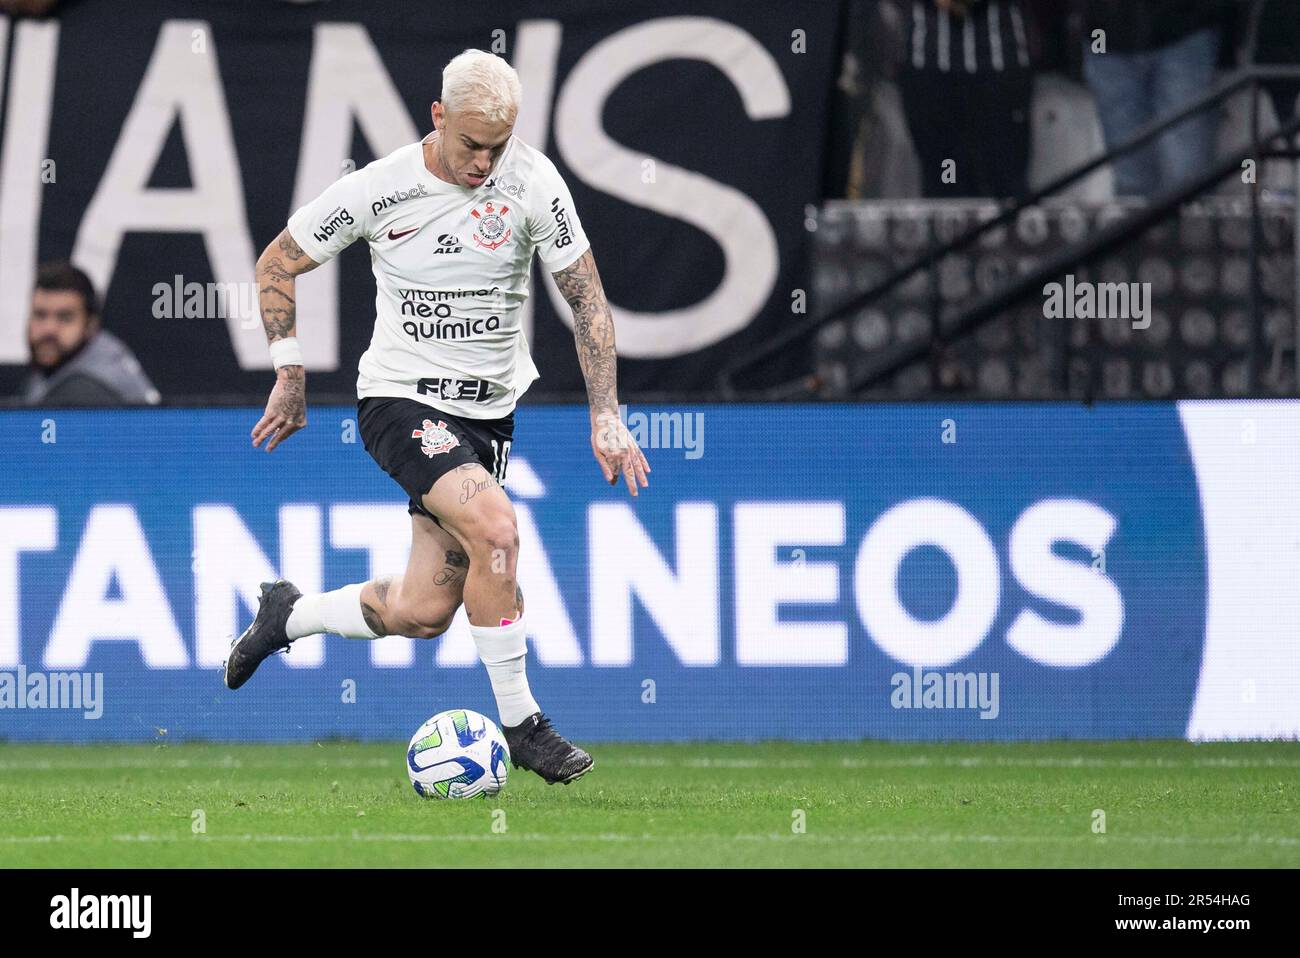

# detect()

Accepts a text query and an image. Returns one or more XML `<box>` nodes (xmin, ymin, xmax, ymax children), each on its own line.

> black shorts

<box><xmin>357</xmin><ymin>396</ymin><xmax>513</xmax><ymax>521</ymax></box>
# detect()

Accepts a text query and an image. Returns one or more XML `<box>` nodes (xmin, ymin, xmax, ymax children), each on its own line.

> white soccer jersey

<box><xmin>287</xmin><ymin>134</ymin><xmax>590</xmax><ymax>418</ymax></box>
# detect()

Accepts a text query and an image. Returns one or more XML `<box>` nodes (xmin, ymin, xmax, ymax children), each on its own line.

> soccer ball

<box><xmin>406</xmin><ymin>708</ymin><xmax>510</xmax><ymax>800</ymax></box>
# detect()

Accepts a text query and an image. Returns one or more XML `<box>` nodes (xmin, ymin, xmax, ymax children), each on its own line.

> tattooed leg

<box><xmin>358</xmin><ymin>574</ymin><xmax>395</xmax><ymax>637</ymax></box>
<box><xmin>351</xmin><ymin>515</ymin><xmax>474</xmax><ymax>640</ymax></box>
<box><xmin>283</xmin><ymin>580</ymin><xmax>384</xmax><ymax>642</ymax></box>
<box><xmin>433</xmin><ymin>549</ymin><xmax>469</xmax><ymax>588</ymax></box>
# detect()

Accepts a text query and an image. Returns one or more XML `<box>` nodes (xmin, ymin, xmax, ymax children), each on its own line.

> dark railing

<box><xmin>850</xmin><ymin>117</ymin><xmax>1300</xmax><ymax>398</ymax></box>
<box><xmin>718</xmin><ymin>65</ymin><xmax>1300</xmax><ymax>400</ymax></box>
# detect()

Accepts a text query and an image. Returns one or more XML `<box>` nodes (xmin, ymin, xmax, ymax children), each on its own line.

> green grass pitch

<box><xmin>2</xmin><ymin>740</ymin><xmax>1297</xmax><ymax>867</ymax></box>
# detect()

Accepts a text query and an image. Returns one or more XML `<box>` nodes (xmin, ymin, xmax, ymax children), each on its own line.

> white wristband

<box><xmin>269</xmin><ymin>337</ymin><xmax>303</xmax><ymax>370</ymax></box>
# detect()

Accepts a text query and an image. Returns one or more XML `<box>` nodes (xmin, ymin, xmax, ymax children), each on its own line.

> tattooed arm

<box><xmin>251</xmin><ymin>228</ymin><xmax>320</xmax><ymax>452</ymax></box>
<box><xmin>552</xmin><ymin>249</ymin><xmax>650</xmax><ymax>496</ymax></box>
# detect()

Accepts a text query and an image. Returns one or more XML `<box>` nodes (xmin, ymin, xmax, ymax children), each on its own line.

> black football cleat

<box><xmin>223</xmin><ymin>580</ymin><xmax>302</xmax><ymax>690</ymax></box>
<box><xmin>502</xmin><ymin>712</ymin><xmax>594</xmax><ymax>784</ymax></box>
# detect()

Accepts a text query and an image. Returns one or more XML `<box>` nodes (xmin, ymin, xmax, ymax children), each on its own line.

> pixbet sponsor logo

<box><xmin>371</xmin><ymin>183</ymin><xmax>430</xmax><ymax>216</ymax></box>
<box><xmin>550</xmin><ymin>196</ymin><xmax>574</xmax><ymax>249</ymax></box>
<box><xmin>312</xmin><ymin>206</ymin><xmax>354</xmax><ymax>244</ymax></box>
<box><xmin>486</xmin><ymin>175</ymin><xmax>527</xmax><ymax>199</ymax></box>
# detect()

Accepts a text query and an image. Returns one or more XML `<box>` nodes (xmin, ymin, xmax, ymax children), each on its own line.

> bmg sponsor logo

<box><xmin>550</xmin><ymin>196</ymin><xmax>574</xmax><ymax>249</ymax></box>
<box><xmin>312</xmin><ymin>206</ymin><xmax>354</xmax><ymax>244</ymax></box>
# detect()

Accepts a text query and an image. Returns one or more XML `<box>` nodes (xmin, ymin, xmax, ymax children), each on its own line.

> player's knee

<box><xmin>466</xmin><ymin>512</ymin><xmax>518</xmax><ymax>565</ymax></box>
<box><xmin>404</xmin><ymin>608</ymin><xmax>455</xmax><ymax>639</ymax></box>
<box><xmin>408</xmin><ymin>615</ymin><xmax>453</xmax><ymax>640</ymax></box>
<box><xmin>390</xmin><ymin>598</ymin><xmax>455</xmax><ymax>639</ymax></box>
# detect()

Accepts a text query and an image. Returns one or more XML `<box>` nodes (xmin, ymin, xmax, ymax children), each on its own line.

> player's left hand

<box><xmin>591</xmin><ymin>410</ymin><xmax>650</xmax><ymax>497</ymax></box>
<box><xmin>251</xmin><ymin>366</ymin><xmax>307</xmax><ymax>452</ymax></box>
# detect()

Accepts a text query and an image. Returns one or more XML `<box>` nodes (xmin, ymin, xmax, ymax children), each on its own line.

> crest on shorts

<box><xmin>469</xmin><ymin>201</ymin><xmax>512</xmax><ymax>251</ymax></box>
<box><xmin>411</xmin><ymin>419</ymin><xmax>460</xmax><ymax>458</ymax></box>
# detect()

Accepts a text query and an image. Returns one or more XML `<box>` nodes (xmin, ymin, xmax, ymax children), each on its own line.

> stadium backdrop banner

<box><xmin>0</xmin><ymin>0</ymin><xmax>839</xmax><ymax>398</ymax></box>
<box><xmin>2</xmin><ymin>401</ymin><xmax>1298</xmax><ymax>743</ymax></box>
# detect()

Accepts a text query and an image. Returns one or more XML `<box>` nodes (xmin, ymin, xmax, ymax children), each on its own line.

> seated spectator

<box><xmin>896</xmin><ymin>0</ymin><xmax>1037</xmax><ymax>199</ymax></box>
<box><xmin>1248</xmin><ymin>0</ymin><xmax>1300</xmax><ymax>128</ymax></box>
<box><xmin>0</xmin><ymin>0</ymin><xmax>60</xmax><ymax>16</ymax></box>
<box><xmin>22</xmin><ymin>261</ymin><xmax>159</xmax><ymax>406</ymax></box>
<box><xmin>1081</xmin><ymin>0</ymin><xmax>1228</xmax><ymax>198</ymax></box>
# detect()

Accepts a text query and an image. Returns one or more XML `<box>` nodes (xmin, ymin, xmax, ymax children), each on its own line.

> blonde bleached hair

<box><xmin>440</xmin><ymin>49</ymin><xmax>522</xmax><ymax>124</ymax></box>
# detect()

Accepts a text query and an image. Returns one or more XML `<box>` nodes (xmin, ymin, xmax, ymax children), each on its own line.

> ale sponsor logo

<box><xmin>434</xmin><ymin>233</ymin><xmax>463</xmax><ymax>254</ymax></box>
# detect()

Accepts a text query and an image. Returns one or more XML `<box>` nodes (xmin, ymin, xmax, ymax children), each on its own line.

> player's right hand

<box><xmin>251</xmin><ymin>366</ymin><xmax>307</xmax><ymax>452</ymax></box>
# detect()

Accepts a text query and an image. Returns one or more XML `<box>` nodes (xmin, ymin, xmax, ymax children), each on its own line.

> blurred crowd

<box><xmin>21</xmin><ymin>262</ymin><xmax>158</xmax><ymax>406</ymax></box>
<box><xmin>833</xmin><ymin>0</ymin><xmax>1300</xmax><ymax>200</ymax></box>
<box><xmin>6</xmin><ymin>0</ymin><xmax>1299</xmax><ymax>406</ymax></box>
<box><xmin>0</xmin><ymin>0</ymin><xmax>57</xmax><ymax>15</ymax></box>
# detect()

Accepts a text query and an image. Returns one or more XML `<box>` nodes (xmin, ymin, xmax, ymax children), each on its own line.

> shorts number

<box><xmin>489</xmin><ymin>439</ymin><xmax>511</xmax><ymax>483</ymax></box>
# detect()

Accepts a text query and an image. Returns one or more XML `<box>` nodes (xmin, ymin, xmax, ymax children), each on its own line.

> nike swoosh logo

<box><xmin>388</xmin><ymin>227</ymin><xmax>418</xmax><ymax>240</ymax></box>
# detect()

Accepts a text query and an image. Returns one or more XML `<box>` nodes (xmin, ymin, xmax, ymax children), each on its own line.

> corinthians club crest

<box><xmin>411</xmin><ymin>419</ymin><xmax>460</xmax><ymax>457</ymax></box>
<box><xmin>469</xmin><ymin>201</ymin><xmax>512</xmax><ymax>251</ymax></box>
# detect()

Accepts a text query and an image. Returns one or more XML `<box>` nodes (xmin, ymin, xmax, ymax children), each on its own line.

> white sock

<box><xmin>285</xmin><ymin>583</ymin><xmax>380</xmax><ymax>640</ymax></box>
<box><xmin>469</xmin><ymin>617</ymin><xmax>539</xmax><ymax>728</ymax></box>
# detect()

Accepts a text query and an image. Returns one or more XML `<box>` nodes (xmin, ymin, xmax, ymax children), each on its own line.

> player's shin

<box><xmin>284</xmin><ymin>582</ymin><xmax>382</xmax><ymax>640</ymax></box>
<box><xmin>469</xmin><ymin>617</ymin><xmax>540</xmax><ymax>728</ymax></box>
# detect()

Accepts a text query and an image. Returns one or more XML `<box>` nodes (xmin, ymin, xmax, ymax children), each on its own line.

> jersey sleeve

<box><xmin>527</xmin><ymin>155</ymin><xmax>590</xmax><ymax>272</ymax></box>
<box><xmin>285</xmin><ymin>170</ymin><xmax>368</xmax><ymax>264</ymax></box>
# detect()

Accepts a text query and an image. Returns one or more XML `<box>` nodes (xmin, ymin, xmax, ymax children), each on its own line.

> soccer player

<box><xmin>223</xmin><ymin>50</ymin><xmax>649</xmax><ymax>785</ymax></box>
